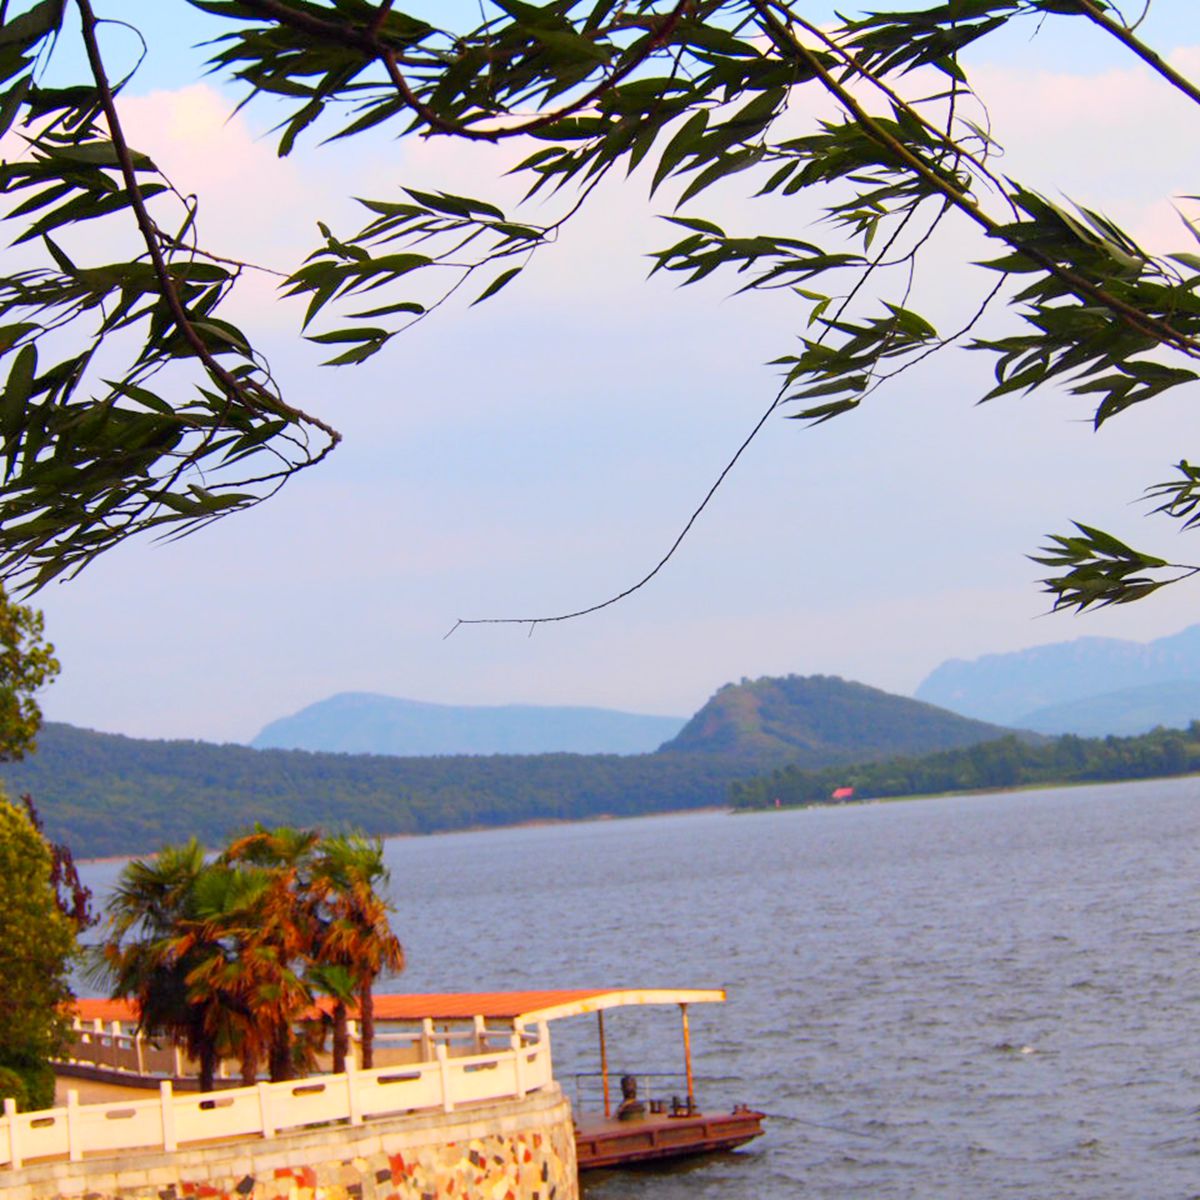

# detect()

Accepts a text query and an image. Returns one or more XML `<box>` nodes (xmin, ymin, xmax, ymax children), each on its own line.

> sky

<box><xmin>19</xmin><ymin>1</ymin><xmax>1200</xmax><ymax>743</ymax></box>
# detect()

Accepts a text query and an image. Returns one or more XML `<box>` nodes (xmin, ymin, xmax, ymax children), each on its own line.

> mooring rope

<box><xmin>761</xmin><ymin>1111</ymin><xmax>893</xmax><ymax>1142</ymax></box>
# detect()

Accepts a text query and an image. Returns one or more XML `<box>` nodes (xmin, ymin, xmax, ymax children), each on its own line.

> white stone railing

<box><xmin>3</xmin><ymin>1024</ymin><xmax>552</xmax><ymax>1169</ymax></box>
<box><xmin>60</xmin><ymin>1016</ymin><xmax>517</xmax><ymax>1081</ymax></box>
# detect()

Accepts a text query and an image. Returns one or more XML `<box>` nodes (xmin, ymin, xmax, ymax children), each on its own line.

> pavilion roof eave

<box><xmin>510</xmin><ymin>988</ymin><xmax>726</xmax><ymax>1025</ymax></box>
<box><xmin>73</xmin><ymin>988</ymin><xmax>727</xmax><ymax>1028</ymax></box>
<box><xmin>369</xmin><ymin>988</ymin><xmax>725</xmax><ymax>1025</ymax></box>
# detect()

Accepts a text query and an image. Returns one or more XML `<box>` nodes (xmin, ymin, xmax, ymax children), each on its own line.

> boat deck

<box><xmin>574</xmin><ymin>1106</ymin><xmax>764</xmax><ymax>1170</ymax></box>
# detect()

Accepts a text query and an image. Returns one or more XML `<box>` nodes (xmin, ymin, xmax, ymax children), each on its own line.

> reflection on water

<box><xmin>78</xmin><ymin>776</ymin><xmax>1200</xmax><ymax>1199</ymax></box>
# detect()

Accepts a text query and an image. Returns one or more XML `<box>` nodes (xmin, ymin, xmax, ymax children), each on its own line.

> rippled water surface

<box><xmin>79</xmin><ymin>778</ymin><xmax>1200</xmax><ymax>1199</ymax></box>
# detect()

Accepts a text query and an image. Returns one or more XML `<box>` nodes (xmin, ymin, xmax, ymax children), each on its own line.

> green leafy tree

<box><xmin>0</xmin><ymin>795</ymin><xmax>78</xmax><ymax>1109</ymax></box>
<box><xmin>21</xmin><ymin>793</ymin><xmax>95</xmax><ymax>931</ymax></box>
<box><xmin>0</xmin><ymin>2</ymin><xmax>1195</xmax><ymax>611</ymax></box>
<box><xmin>0</xmin><ymin>1065</ymin><xmax>30</xmax><ymax>1112</ymax></box>
<box><xmin>0</xmin><ymin>589</ymin><xmax>58</xmax><ymax>761</ymax></box>
<box><xmin>0</xmin><ymin>589</ymin><xmax>74</xmax><ymax>1111</ymax></box>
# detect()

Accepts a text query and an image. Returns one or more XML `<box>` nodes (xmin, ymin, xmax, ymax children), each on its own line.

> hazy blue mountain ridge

<box><xmin>251</xmin><ymin>692</ymin><xmax>688</xmax><ymax>756</ymax></box>
<box><xmin>1016</xmin><ymin>680</ymin><xmax>1200</xmax><ymax>738</ymax></box>
<box><xmin>916</xmin><ymin>624</ymin><xmax>1200</xmax><ymax>728</ymax></box>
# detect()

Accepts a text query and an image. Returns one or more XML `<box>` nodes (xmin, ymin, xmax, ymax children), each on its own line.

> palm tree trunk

<box><xmin>332</xmin><ymin>1002</ymin><xmax>348</xmax><ymax>1074</ymax></box>
<box><xmin>270</xmin><ymin>1023</ymin><xmax>292</xmax><ymax>1082</ymax></box>
<box><xmin>199</xmin><ymin>1044</ymin><xmax>217</xmax><ymax>1095</ymax></box>
<box><xmin>359</xmin><ymin>981</ymin><xmax>374</xmax><ymax>1070</ymax></box>
<box><xmin>241</xmin><ymin>1048</ymin><xmax>259</xmax><ymax>1086</ymax></box>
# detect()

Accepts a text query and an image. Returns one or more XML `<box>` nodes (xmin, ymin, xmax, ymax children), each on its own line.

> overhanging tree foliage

<box><xmin>0</xmin><ymin>585</ymin><xmax>58</xmax><ymax>758</ymax></box>
<box><xmin>0</xmin><ymin>1</ymin><xmax>1197</xmax><ymax>609</ymax></box>
<box><xmin>0</xmin><ymin>584</ymin><xmax>76</xmax><ymax>1112</ymax></box>
<box><xmin>0</xmin><ymin>794</ymin><xmax>77</xmax><ymax>1110</ymax></box>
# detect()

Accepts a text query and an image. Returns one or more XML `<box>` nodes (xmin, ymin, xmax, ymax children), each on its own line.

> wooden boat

<box><xmin>573</xmin><ymin>1106</ymin><xmax>766</xmax><ymax>1170</ymax></box>
<box><xmin>370</xmin><ymin>988</ymin><xmax>766</xmax><ymax>1171</ymax></box>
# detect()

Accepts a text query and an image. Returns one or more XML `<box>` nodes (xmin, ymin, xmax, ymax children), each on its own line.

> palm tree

<box><xmin>173</xmin><ymin>861</ymin><xmax>280</xmax><ymax>1087</ymax></box>
<box><xmin>98</xmin><ymin>835</ymin><xmax>318</xmax><ymax>1089</ymax></box>
<box><xmin>95</xmin><ymin>826</ymin><xmax>403</xmax><ymax>1089</ymax></box>
<box><xmin>94</xmin><ymin>841</ymin><xmax>227</xmax><ymax>1092</ymax></box>
<box><xmin>221</xmin><ymin>826</ymin><xmax>321</xmax><ymax>1082</ymax></box>
<box><xmin>311</xmin><ymin>835</ymin><xmax>405</xmax><ymax>1070</ymax></box>
<box><xmin>306</xmin><ymin>961</ymin><xmax>357</xmax><ymax>1074</ymax></box>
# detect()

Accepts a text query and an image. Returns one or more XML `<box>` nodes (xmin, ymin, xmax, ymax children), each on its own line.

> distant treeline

<box><xmin>0</xmin><ymin>674</ymin><xmax>1050</xmax><ymax>859</ymax></box>
<box><xmin>12</xmin><ymin>679</ymin><xmax>1183</xmax><ymax>861</ymax></box>
<box><xmin>0</xmin><ymin>724</ymin><xmax>752</xmax><ymax>859</ymax></box>
<box><xmin>730</xmin><ymin>726</ymin><xmax>1200</xmax><ymax>809</ymax></box>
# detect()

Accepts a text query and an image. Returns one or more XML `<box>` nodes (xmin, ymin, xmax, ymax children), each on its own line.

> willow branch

<box><xmin>239</xmin><ymin>0</ymin><xmax>400</xmax><ymax>57</ymax></box>
<box><xmin>378</xmin><ymin>2</ymin><xmax>691</xmax><ymax>142</ymax></box>
<box><xmin>445</xmin><ymin>380</ymin><xmax>787</xmax><ymax>636</ymax></box>
<box><xmin>367</xmin><ymin>0</ymin><xmax>395</xmax><ymax>39</ymax></box>
<box><xmin>243</xmin><ymin>0</ymin><xmax>690</xmax><ymax>143</ymax></box>
<box><xmin>1075</xmin><ymin>0</ymin><xmax>1200</xmax><ymax>109</ymax></box>
<box><xmin>750</xmin><ymin>0</ymin><xmax>1200</xmax><ymax>360</ymax></box>
<box><xmin>75</xmin><ymin>0</ymin><xmax>341</xmax><ymax>460</ymax></box>
<box><xmin>782</xmin><ymin>6</ymin><xmax>1017</xmax><ymax>216</ymax></box>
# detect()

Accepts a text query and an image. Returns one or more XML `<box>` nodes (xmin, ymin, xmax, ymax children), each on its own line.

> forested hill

<box><xmin>2</xmin><ymin>674</ymin><xmax>1024</xmax><ymax>859</ymax></box>
<box><xmin>1</xmin><ymin>723</ymin><xmax>750</xmax><ymax>859</ymax></box>
<box><xmin>730</xmin><ymin>724</ymin><xmax>1200</xmax><ymax>810</ymax></box>
<box><xmin>659</xmin><ymin>674</ymin><xmax>1017</xmax><ymax>766</ymax></box>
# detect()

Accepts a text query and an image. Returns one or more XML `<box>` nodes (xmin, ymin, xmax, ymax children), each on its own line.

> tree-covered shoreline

<box><xmin>0</xmin><ymin>722</ymin><xmax>753</xmax><ymax>860</ymax></box>
<box><xmin>730</xmin><ymin>726</ymin><xmax>1200</xmax><ymax>811</ymax></box>
<box><xmin>0</xmin><ymin>675</ymin><xmax>1019</xmax><ymax>860</ymax></box>
<box><xmin>15</xmin><ymin>717</ymin><xmax>1200</xmax><ymax>863</ymax></box>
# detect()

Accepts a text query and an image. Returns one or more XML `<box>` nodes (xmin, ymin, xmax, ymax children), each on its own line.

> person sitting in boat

<box><xmin>615</xmin><ymin>1074</ymin><xmax>646</xmax><ymax>1121</ymax></box>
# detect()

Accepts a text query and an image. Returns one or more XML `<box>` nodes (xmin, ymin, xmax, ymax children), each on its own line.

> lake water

<box><xmin>77</xmin><ymin>777</ymin><xmax>1200</xmax><ymax>1199</ymax></box>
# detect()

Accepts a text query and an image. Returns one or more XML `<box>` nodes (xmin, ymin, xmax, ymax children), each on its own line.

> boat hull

<box><xmin>574</xmin><ymin>1107</ymin><xmax>765</xmax><ymax>1170</ymax></box>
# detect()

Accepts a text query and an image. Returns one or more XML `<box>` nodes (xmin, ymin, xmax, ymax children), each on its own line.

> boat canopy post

<box><xmin>598</xmin><ymin>1010</ymin><xmax>611</xmax><ymax>1118</ymax></box>
<box><xmin>680</xmin><ymin>1003</ymin><xmax>695</xmax><ymax>1108</ymax></box>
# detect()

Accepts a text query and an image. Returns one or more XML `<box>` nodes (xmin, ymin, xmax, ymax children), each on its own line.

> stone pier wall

<box><xmin>1</xmin><ymin>1086</ymin><xmax>576</xmax><ymax>1200</ymax></box>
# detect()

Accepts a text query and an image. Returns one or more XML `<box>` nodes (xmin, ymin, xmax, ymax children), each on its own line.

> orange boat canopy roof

<box><xmin>74</xmin><ymin>988</ymin><xmax>724</xmax><ymax>1028</ymax></box>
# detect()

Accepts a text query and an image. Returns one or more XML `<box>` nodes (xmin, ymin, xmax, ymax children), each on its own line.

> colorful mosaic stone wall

<box><xmin>2</xmin><ymin>1088</ymin><xmax>577</xmax><ymax>1200</ymax></box>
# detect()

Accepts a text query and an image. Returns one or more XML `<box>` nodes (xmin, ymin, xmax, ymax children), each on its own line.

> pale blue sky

<box><xmin>23</xmin><ymin>2</ymin><xmax>1200</xmax><ymax>742</ymax></box>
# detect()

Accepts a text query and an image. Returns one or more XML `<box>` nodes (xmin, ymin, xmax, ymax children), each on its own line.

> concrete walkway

<box><xmin>54</xmin><ymin>1075</ymin><xmax>157</xmax><ymax>1105</ymax></box>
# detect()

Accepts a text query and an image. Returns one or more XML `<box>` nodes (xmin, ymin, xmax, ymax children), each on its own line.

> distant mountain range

<box><xmin>8</xmin><ymin>674</ymin><xmax>1015</xmax><ymax>858</ymax></box>
<box><xmin>251</xmin><ymin>693</ymin><xmax>687</xmax><ymax>756</ymax></box>
<box><xmin>255</xmin><ymin>625</ymin><xmax>1200</xmax><ymax>756</ymax></box>
<box><xmin>915</xmin><ymin>624</ymin><xmax>1200</xmax><ymax>735</ymax></box>
<box><xmin>1014</xmin><ymin>681</ymin><xmax>1200</xmax><ymax>737</ymax></box>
